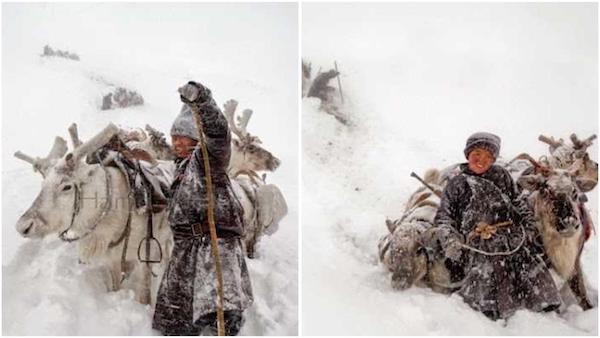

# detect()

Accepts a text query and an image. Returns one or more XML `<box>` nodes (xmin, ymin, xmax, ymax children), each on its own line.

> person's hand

<box><xmin>178</xmin><ymin>82</ymin><xmax>202</xmax><ymax>103</ymax></box>
<box><xmin>178</xmin><ymin>81</ymin><xmax>212</xmax><ymax>105</ymax></box>
<box><xmin>444</xmin><ymin>238</ymin><xmax>463</xmax><ymax>261</ymax></box>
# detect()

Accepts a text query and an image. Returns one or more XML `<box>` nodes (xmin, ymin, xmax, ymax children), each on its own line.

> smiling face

<box><xmin>467</xmin><ymin>147</ymin><xmax>495</xmax><ymax>174</ymax></box>
<box><xmin>171</xmin><ymin>135</ymin><xmax>198</xmax><ymax>158</ymax></box>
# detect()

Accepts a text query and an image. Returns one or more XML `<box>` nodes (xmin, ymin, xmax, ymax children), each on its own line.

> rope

<box><xmin>109</xmin><ymin>158</ymin><xmax>135</xmax><ymax>284</ymax></box>
<box><xmin>190</xmin><ymin>101</ymin><xmax>226</xmax><ymax>336</ymax></box>
<box><xmin>427</xmin><ymin>224</ymin><xmax>527</xmax><ymax>291</ymax></box>
<box><xmin>460</xmin><ymin>224</ymin><xmax>526</xmax><ymax>257</ymax></box>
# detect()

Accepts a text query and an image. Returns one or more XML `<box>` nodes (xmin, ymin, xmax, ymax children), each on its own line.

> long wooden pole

<box><xmin>190</xmin><ymin>103</ymin><xmax>226</xmax><ymax>336</ymax></box>
<box><xmin>410</xmin><ymin>172</ymin><xmax>442</xmax><ymax>198</ymax></box>
<box><xmin>334</xmin><ymin>61</ymin><xmax>344</xmax><ymax>104</ymax></box>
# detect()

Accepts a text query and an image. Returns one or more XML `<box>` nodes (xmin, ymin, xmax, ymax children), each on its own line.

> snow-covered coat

<box><xmin>152</xmin><ymin>98</ymin><xmax>253</xmax><ymax>335</ymax></box>
<box><xmin>433</xmin><ymin>164</ymin><xmax>561</xmax><ymax>319</ymax></box>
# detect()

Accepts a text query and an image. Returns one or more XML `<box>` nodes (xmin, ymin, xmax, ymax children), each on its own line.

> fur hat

<box><xmin>464</xmin><ymin>132</ymin><xmax>501</xmax><ymax>159</ymax></box>
<box><xmin>170</xmin><ymin>105</ymin><xmax>199</xmax><ymax>141</ymax></box>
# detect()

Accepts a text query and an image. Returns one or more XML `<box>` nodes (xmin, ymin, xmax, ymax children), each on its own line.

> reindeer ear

<box><xmin>65</xmin><ymin>153</ymin><xmax>76</xmax><ymax>170</ymax></box>
<box><xmin>518</xmin><ymin>174</ymin><xmax>545</xmax><ymax>191</ymax></box>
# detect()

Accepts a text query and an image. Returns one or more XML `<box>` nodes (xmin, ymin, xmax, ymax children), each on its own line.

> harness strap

<box><xmin>59</xmin><ymin>153</ymin><xmax>112</xmax><ymax>242</ymax></box>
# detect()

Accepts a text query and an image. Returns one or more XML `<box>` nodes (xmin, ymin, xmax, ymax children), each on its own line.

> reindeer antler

<box><xmin>14</xmin><ymin>136</ymin><xmax>68</xmax><ymax>177</ymax></box>
<box><xmin>510</xmin><ymin>153</ymin><xmax>553</xmax><ymax>176</ymax></box>
<box><xmin>14</xmin><ymin>151</ymin><xmax>37</xmax><ymax>166</ymax></box>
<box><xmin>68</xmin><ymin>123</ymin><xmax>83</xmax><ymax>149</ymax></box>
<box><xmin>570</xmin><ymin>133</ymin><xmax>597</xmax><ymax>150</ymax></box>
<box><xmin>223</xmin><ymin>99</ymin><xmax>244</xmax><ymax>139</ymax></box>
<box><xmin>71</xmin><ymin>123</ymin><xmax>119</xmax><ymax>163</ymax></box>
<box><xmin>45</xmin><ymin>136</ymin><xmax>68</xmax><ymax>161</ymax></box>
<box><xmin>223</xmin><ymin>99</ymin><xmax>260</xmax><ymax>143</ymax></box>
<box><xmin>539</xmin><ymin>134</ymin><xmax>564</xmax><ymax>150</ymax></box>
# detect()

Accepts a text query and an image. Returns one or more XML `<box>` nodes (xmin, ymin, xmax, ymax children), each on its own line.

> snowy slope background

<box><xmin>2</xmin><ymin>3</ymin><xmax>298</xmax><ymax>335</ymax></box>
<box><xmin>302</xmin><ymin>3</ymin><xmax>598</xmax><ymax>335</ymax></box>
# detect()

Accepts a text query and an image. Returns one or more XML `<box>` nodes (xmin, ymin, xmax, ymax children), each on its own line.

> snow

<box><xmin>2</xmin><ymin>3</ymin><xmax>297</xmax><ymax>335</ymax></box>
<box><xmin>302</xmin><ymin>3</ymin><xmax>597</xmax><ymax>335</ymax></box>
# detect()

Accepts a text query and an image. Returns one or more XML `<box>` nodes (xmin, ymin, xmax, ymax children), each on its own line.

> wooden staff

<box><xmin>410</xmin><ymin>172</ymin><xmax>442</xmax><ymax>198</ymax></box>
<box><xmin>334</xmin><ymin>60</ymin><xmax>344</xmax><ymax>104</ymax></box>
<box><xmin>180</xmin><ymin>85</ymin><xmax>226</xmax><ymax>336</ymax></box>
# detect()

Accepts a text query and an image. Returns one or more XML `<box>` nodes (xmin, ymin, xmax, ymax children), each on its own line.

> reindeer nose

<box><xmin>270</xmin><ymin>158</ymin><xmax>281</xmax><ymax>170</ymax></box>
<box><xmin>21</xmin><ymin>221</ymin><xmax>34</xmax><ymax>236</ymax></box>
<box><xmin>16</xmin><ymin>216</ymin><xmax>34</xmax><ymax>236</ymax></box>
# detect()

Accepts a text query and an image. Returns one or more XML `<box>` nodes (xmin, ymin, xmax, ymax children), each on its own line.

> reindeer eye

<box><xmin>62</xmin><ymin>184</ymin><xmax>73</xmax><ymax>192</ymax></box>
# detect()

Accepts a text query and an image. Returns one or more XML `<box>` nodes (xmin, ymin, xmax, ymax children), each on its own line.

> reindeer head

<box><xmin>14</xmin><ymin>123</ymin><xmax>118</xmax><ymax>239</ymax></box>
<box><xmin>539</xmin><ymin>133</ymin><xmax>598</xmax><ymax>192</ymax></box>
<box><xmin>223</xmin><ymin>99</ymin><xmax>281</xmax><ymax>174</ymax></box>
<box><xmin>381</xmin><ymin>220</ymin><xmax>429</xmax><ymax>290</ymax></box>
<box><xmin>518</xmin><ymin>158</ymin><xmax>583</xmax><ymax>236</ymax></box>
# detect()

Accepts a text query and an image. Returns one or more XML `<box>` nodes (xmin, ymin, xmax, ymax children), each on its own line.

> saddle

<box><xmin>87</xmin><ymin>135</ymin><xmax>172</xmax><ymax>213</ymax></box>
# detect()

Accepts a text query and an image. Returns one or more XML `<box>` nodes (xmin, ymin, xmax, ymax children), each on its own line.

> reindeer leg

<box><xmin>245</xmin><ymin>231</ymin><xmax>257</xmax><ymax>259</ymax></box>
<box><xmin>107</xmin><ymin>262</ymin><xmax>122</xmax><ymax>292</ymax></box>
<box><xmin>568</xmin><ymin>259</ymin><xmax>593</xmax><ymax>310</ymax></box>
<box><xmin>136</xmin><ymin>263</ymin><xmax>152</xmax><ymax>305</ymax></box>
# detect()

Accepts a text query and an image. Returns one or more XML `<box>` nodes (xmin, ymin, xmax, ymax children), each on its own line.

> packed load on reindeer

<box><xmin>378</xmin><ymin>133</ymin><xmax>597</xmax><ymax>319</ymax></box>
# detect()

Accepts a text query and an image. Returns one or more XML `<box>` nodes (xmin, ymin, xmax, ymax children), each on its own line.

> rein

<box><xmin>59</xmin><ymin>154</ymin><xmax>113</xmax><ymax>242</ymax></box>
<box><xmin>460</xmin><ymin>224</ymin><xmax>526</xmax><ymax>256</ymax></box>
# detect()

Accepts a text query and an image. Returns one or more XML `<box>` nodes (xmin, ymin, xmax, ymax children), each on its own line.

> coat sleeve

<box><xmin>191</xmin><ymin>98</ymin><xmax>231</xmax><ymax>170</ymax></box>
<box><xmin>432</xmin><ymin>177</ymin><xmax>467</xmax><ymax>249</ymax></box>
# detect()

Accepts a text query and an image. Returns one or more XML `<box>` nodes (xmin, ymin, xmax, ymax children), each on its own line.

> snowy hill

<box><xmin>2</xmin><ymin>3</ymin><xmax>298</xmax><ymax>335</ymax></box>
<box><xmin>302</xmin><ymin>3</ymin><xmax>597</xmax><ymax>335</ymax></box>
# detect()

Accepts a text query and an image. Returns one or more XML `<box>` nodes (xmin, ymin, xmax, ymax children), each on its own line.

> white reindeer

<box><xmin>14</xmin><ymin>123</ymin><xmax>172</xmax><ymax>305</ymax></box>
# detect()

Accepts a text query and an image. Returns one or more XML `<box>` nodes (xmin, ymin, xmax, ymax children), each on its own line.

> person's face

<box><xmin>172</xmin><ymin>135</ymin><xmax>198</xmax><ymax>158</ymax></box>
<box><xmin>467</xmin><ymin>147</ymin><xmax>495</xmax><ymax>174</ymax></box>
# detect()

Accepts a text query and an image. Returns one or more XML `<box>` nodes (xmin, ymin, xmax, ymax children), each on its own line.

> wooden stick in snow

<box><xmin>335</xmin><ymin>60</ymin><xmax>344</xmax><ymax>104</ymax></box>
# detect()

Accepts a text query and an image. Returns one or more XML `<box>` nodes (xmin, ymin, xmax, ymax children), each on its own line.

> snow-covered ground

<box><xmin>2</xmin><ymin>3</ymin><xmax>298</xmax><ymax>335</ymax></box>
<box><xmin>302</xmin><ymin>3</ymin><xmax>598</xmax><ymax>335</ymax></box>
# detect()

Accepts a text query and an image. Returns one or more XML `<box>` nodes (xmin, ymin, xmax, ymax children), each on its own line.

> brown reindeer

<box><xmin>378</xmin><ymin>169</ymin><xmax>453</xmax><ymax>293</ymax></box>
<box><xmin>223</xmin><ymin>99</ymin><xmax>287</xmax><ymax>257</ymax></box>
<box><xmin>538</xmin><ymin>133</ymin><xmax>598</xmax><ymax>193</ymax></box>
<box><xmin>517</xmin><ymin>154</ymin><xmax>594</xmax><ymax>310</ymax></box>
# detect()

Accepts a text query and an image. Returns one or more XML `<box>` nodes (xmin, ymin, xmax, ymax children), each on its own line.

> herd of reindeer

<box><xmin>13</xmin><ymin>99</ymin><xmax>287</xmax><ymax>305</ymax></box>
<box><xmin>11</xmin><ymin>97</ymin><xmax>598</xmax><ymax>314</ymax></box>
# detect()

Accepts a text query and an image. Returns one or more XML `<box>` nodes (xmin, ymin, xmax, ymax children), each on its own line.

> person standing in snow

<box><xmin>432</xmin><ymin>132</ymin><xmax>561</xmax><ymax>321</ymax></box>
<box><xmin>306</xmin><ymin>69</ymin><xmax>339</xmax><ymax>102</ymax></box>
<box><xmin>152</xmin><ymin>81</ymin><xmax>253</xmax><ymax>336</ymax></box>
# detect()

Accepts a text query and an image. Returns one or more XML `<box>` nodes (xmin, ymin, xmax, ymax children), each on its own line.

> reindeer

<box><xmin>518</xmin><ymin>145</ymin><xmax>597</xmax><ymax>310</ymax></box>
<box><xmin>14</xmin><ymin>123</ymin><xmax>172</xmax><ymax>305</ymax></box>
<box><xmin>538</xmin><ymin>133</ymin><xmax>598</xmax><ymax>193</ymax></box>
<box><xmin>222</xmin><ymin>99</ymin><xmax>288</xmax><ymax>258</ymax></box>
<box><xmin>378</xmin><ymin>169</ymin><xmax>453</xmax><ymax>293</ymax></box>
<box><xmin>302</xmin><ymin>60</ymin><xmax>312</xmax><ymax>97</ymax></box>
